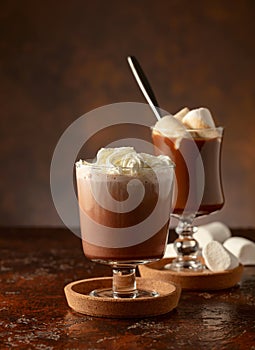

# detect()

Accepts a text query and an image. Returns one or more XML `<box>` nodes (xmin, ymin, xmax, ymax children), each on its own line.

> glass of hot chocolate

<box><xmin>152</xmin><ymin>107</ymin><xmax>224</xmax><ymax>271</ymax></box>
<box><xmin>76</xmin><ymin>147</ymin><xmax>175</xmax><ymax>298</ymax></box>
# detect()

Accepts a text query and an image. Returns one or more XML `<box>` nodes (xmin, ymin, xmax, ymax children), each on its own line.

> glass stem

<box><xmin>174</xmin><ymin>216</ymin><xmax>199</xmax><ymax>258</ymax></box>
<box><xmin>172</xmin><ymin>215</ymin><xmax>203</xmax><ymax>271</ymax></box>
<box><xmin>112</xmin><ymin>265</ymin><xmax>137</xmax><ymax>298</ymax></box>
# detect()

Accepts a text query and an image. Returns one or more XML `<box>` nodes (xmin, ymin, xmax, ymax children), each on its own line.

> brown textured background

<box><xmin>0</xmin><ymin>0</ymin><xmax>255</xmax><ymax>227</ymax></box>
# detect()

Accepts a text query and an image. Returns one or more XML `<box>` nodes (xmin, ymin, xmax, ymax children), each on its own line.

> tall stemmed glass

<box><xmin>76</xmin><ymin>161</ymin><xmax>174</xmax><ymax>298</ymax></box>
<box><xmin>152</xmin><ymin>127</ymin><xmax>224</xmax><ymax>271</ymax></box>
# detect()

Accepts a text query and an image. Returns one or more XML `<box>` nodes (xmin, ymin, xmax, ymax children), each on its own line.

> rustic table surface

<box><xmin>0</xmin><ymin>227</ymin><xmax>254</xmax><ymax>349</ymax></box>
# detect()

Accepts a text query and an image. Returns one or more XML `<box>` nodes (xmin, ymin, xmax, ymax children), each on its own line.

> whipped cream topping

<box><xmin>77</xmin><ymin>147</ymin><xmax>173</xmax><ymax>175</ymax></box>
<box><xmin>153</xmin><ymin>107</ymin><xmax>220</xmax><ymax>148</ymax></box>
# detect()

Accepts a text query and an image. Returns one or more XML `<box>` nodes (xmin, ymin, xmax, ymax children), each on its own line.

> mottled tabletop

<box><xmin>0</xmin><ymin>227</ymin><xmax>255</xmax><ymax>349</ymax></box>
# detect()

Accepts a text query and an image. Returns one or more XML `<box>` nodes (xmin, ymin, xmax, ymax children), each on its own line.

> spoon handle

<box><xmin>127</xmin><ymin>56</ymin><xmax>162</xmax><ymax>121</ymax></box>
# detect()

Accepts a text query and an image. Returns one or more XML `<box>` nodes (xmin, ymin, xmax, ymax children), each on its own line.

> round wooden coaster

<box><xmin>64</xmin><ymin>277</ymin><xmax>181</xmax><ymax>318</ymax></box>
<box><xmin>139</xmin><ymin>258</ymin><xmax>244</xmax><ymax>290</ymax></box>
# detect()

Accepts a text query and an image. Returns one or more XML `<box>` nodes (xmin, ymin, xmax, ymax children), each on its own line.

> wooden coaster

<box><xmin>139</xmin><ymin>258</ymin><xmax>244</xmax><ymax>290</ymax></box>
<box><xmin>64</xmin><ymin>277</ymin><xmax>181</xmax><ymax>318</ymax></box>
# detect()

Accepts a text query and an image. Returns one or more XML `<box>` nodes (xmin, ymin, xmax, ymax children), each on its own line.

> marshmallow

<box><xmin>164</xmin><ymin>243</ymin><xmax>177</xmax><ymax>258</ymax></box>
<box><xmin>153</xmin><ymin>114</ymin><xmax>187</xmax><ymax>138</ymax></box>
<box><xmin>153</xmin><ymin>114</ymin><xmax>189</xmax><ymax>149</ymax></box>
<box><xmin>153</xmin><ymin>106</ymin><xmax>219</xmax><ymax>149</ymax></box>
<box><xmin>202</xmin><ymin>241</ymin><xmax>239</xmax><ymax>272</ymax></box>
<box><xmin>194</xmin><ymin>222</ymin><xmax>231</xmax><ymax>249</ymax></box>
<box><xmin>173</xmin><ymin>107</ymin><xmax>189</xmax><ymax>122</ymax></box>
<box><xmin>223</xmin><ymin>237</ymin><xmax>255</xmax><ymax>266</ymax></box>
<box><xmin>182</xmin><ymin>107</ymin><xmax>215</xmax><ymax>130</ymax></box>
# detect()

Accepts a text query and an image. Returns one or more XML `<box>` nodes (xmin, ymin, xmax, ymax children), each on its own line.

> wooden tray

<box><xmin>64</xmin><ymin>277</ymin><xmax>181</xmax><ymax>318</ymax></box>
<box><xmin>139</xmin><ymin>258</ymin><xmax>244</xmax><ymax>290</ymax></box>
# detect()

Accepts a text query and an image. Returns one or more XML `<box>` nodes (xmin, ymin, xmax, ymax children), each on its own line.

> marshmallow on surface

<box><xmin>223</xmin><ymin>237</ymin><xmax>255</xmax><ymax>266</ymax></box>
<box><xmin>164</xmin><ymin>243</ymin><xmax>177</xmax><ymax>258</ymax></box>
<box><xmin>193</xmin><ymin>222</ymin><xmax>231</xmax><ymax>249</ymax></box>
<box><xmin>202</xmin><ymin>240</ymin><xmax>239</xmax><ymax>272</ymax></box>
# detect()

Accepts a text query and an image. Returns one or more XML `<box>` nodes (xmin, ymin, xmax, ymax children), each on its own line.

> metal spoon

<box><xmin>127</xmin><ymin>55</ymin><xmax>163</xmax><ymax>121</ymax></box>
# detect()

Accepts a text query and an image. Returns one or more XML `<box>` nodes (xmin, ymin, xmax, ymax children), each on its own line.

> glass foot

<box><xmin>90</xmin><ymin>288</ymin><xmax>159</xmax><ymax>299</ymax></box>
<box><xmin>89</xmin><ymin>265</ymin><xmax>159</xmax><ymax>299</ymax></box>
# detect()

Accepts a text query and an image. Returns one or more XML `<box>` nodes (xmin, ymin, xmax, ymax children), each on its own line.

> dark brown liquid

<box><xmin>77</xmin><ymin>171</ymin><xmax>171</xmax><ymax>262</ymax></box>
<box><xmin>152</xmin><ymin>131</ymin><xmax>224</xmax><ymax>216</ymax></box>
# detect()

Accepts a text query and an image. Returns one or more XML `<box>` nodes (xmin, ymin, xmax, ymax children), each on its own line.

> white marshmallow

<box><xmin>182</xmin><ymin>107</ymin><xmax>215</xmax><ymax>130</ymax></box>
<box><xmin>194</xmin><ymin>222</ymin><xmax>231</xmax><ymax>249</ymax></box>
<box><xmin>153</xmin><ymin>114</ymin><xmax>188</xmax><ymax>149</ymax></box>
<box><xmin>153</xmin><ymin>114</ymin><xmax>187</xmax><ymax>137</ymax></box>
<box><xmin>202</xmin><ymin>240</ymin><xmax>239</xmax><ymax>272</ymax></box>
<box><xmin>223</xmin><ymin>237</ymin><xmax>255</xmax><ymax>266</ymax></box>
<box><xmin>228</xmin><ymin>251</ymin><xmax>240</xmax><ymax>269</ymax></box>
<box><xmin>173</xmin><ymin>107</ymin><xmax>189</xmax><ymax>122</ymax></box>
<box><xmin>164</xmin><ymin>243</ymin><xmax>177</xmax><ymax>258</ymax></box>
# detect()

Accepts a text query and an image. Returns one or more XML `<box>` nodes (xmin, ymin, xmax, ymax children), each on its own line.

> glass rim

<box><xmin>75</xmin><ymin>160</ymin><xmax>175</xmax><ymax>170</ymax></box>
<box><xmin>151</xmin><ymin>126</ymin><xmax>224</xmax><ymax>132</ymax></box>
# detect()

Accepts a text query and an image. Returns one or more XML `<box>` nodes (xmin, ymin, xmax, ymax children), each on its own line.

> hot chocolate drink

<box><xmin>76</xmin><ymin>147</ymin><xmax>174</xmax><ymax>264</ymax></box>
<box><xmin>152</xmin><ymin>107</ymin><xmax>224</xmax><ymax>216</ymax></box>
<box><xmin>152</xmin><ymin>131</ymin><xmax>224</xmax><ymax>216</ymax></box>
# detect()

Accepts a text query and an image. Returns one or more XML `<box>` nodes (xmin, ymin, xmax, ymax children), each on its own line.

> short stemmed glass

<box><xmin>152</xmin><ymin>127</ymin><xmax>224</xmax><ymax>271</ymax></box>
<box><xmin>76</xmin><ymin>161</ymin><xmax>175</xmax><ymax>298</ymax></box>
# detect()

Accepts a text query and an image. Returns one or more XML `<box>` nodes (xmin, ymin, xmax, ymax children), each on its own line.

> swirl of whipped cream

<box><xmin>78</xmin><ymin>147</ymin><xmax>173</xmax><ymax>175</ymax></box>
